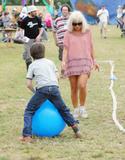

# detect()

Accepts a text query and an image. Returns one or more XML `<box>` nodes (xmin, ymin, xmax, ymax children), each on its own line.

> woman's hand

<box><xmin>94</xmin><ymin>63</ymin><xmax>100</xmax><ymax>71</ymax></box>
<box><xmin>61</xmin><ymin>61</ymin><xmax>66</xmax><ymax>71</ymax></box>
<box><xmin>93</xmin><ymin>59</ymin><xmax>99</xmax><ymax>71</ymax></box>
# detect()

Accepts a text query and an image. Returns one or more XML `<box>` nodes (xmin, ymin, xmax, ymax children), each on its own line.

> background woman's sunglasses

<box><xmin>72</xmin><ymin>22</ymin><xmax>82</xmax><ymax>26</ymax></box>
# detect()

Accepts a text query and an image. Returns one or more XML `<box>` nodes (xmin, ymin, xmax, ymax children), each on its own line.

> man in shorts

<box><xmin>97</xmin><ymin>5</ymin><xmax>109</xmax><ymax>39</ymax></box>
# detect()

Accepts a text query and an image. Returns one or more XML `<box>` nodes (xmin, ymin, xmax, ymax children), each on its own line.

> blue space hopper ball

<box><xmin>32</xmin><ymin>100</ymin><xmax>66</xmax><ymax>137</ymax></box>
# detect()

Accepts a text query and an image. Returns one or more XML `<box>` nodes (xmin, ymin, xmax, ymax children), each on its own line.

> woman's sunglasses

<box><xmin>72</xmin><ymin>22</ymin><xmax>82</xmax><ymax>26</ymax></box>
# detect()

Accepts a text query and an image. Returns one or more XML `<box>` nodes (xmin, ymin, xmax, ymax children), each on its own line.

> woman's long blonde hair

<box><xmin>67</xmin><ymin>10</ymin><xmax>89</xmax><ymax>33</ymax></box>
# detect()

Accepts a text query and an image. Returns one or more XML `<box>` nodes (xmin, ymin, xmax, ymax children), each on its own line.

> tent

<box><xmin>70</xmin><ymin>0</ymin><xmax>125</xmax><ymax>24</ymax></box>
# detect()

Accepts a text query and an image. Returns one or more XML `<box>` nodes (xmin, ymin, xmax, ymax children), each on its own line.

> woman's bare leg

<box><xmin>78</xmin><ymin>74</ymin><xmax>89</xmax><ymax>118</ymax></box>
<box><xmin>69</xmin><ymin>75</ymin><xmax>79</xmax><ymax>108</ymax></box>
<box><xmin>78</xmin><ymin>74</ymin><xmax>88</xmax><ymax>106</ymax></box>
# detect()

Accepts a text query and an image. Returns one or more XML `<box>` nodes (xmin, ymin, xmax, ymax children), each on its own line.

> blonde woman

<box><xmin>62</xmin><ymin>11</ymin><xmax>99</xmax><ymax>119</ymax></box>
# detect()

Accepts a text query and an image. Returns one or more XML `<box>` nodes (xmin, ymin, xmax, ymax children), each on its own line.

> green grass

<box><xmin>0</xmin><ymin>26</ymin><xmax>125</xmax><ymax>160</ymax></box>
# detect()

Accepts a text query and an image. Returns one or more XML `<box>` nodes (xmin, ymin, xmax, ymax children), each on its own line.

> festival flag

<box><xmin>2</xmin><ymin>0</ymin><xmax>6</xmax><ymax>11</ymax></box>
<box><xmin>22</xmin><ymin>0</ymin><xmax>27</xmax><ymax>6</ymax></box>
<box><xmin>42</xmin><ymin>0</ymin><xmax>54</xmax><ymax>16</ymax></box>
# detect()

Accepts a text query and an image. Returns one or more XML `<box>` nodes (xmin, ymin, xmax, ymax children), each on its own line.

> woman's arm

<box><xmin>61</xmin><ymin>47</ymin><xmax>68</xmax><ymax>70</ymax></box>
<box><xmin>91</xmin><ymin>48</ymin><xmax>99</xmax><ymax>71</ymax></box>
<box><xmin>90</xmin><ymin>32</ymin><xmax>99</xmax><ymax>71</ymax></box>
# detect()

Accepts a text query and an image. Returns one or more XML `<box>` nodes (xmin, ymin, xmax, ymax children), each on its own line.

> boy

<box><xmin>20</xmin><ymin>42</ymin><xmax>81</xmax><ymax>142</ymax></box>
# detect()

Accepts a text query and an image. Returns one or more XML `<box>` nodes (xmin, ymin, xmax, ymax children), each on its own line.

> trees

<box><xmin>54</xmin><ymin>0</ymin><xmax>71</xmax><ymax>9</ymax></box>
<box><xmin>0</xmin><ymin>0</ymin><xmax>44</xmax><ymax>5</ymax></box>
<box><xmin>0</xmin><ymin>0</ymin><xmax>71</xmax><ymax>7</ymax></box>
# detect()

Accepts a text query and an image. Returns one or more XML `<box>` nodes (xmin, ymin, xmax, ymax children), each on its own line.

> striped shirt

<box><xmin>53</xmin><ymin>16</ymin><xmax>69</xmax><ymax>46</ymax></box>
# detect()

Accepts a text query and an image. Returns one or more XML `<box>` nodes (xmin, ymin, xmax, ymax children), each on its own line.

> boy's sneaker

<box><xmin>19</xmin><ymin>136</ymin><xmax>33</xmax><ymax>143</ymax></box>
<box><xmin>72</xmin><ymin>124</ymin><xmax>82</xmax><ymax>139</ymax></box>
<box><xmin>73</xmin><ymin>108</ymin><xmax>80</xmax><ymax>118</ymax></box>
<box><xmin>79</xmin><ymin>107</ymin><xmax>88</xmax><ymax>118</ymax></box>
<box><xmin>74</xmin><ymin>131</ymin><xmax>82</xmax><ymax>138</ymax></box>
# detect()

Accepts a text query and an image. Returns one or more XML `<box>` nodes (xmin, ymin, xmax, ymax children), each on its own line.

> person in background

<box><xmin>122</xmin><ymin>5</ymin><xmax>125</xmax><ymax>27</ymax></box>
<box><xmin>2</xmin><ymin>11</ymin><xmax>12</xmax><ymax>42</ymax></box>
<box><xmin>52</xmin><ymin>4</ymin><xmax>71</xmax><ymax>61</ymax></box>
<box><xmin>116</xmin><ymin>5</ymin><xmax>123</xmax><ymax>28</ymax></box>
<box><xmin>38</xmin><ymin>12</ymin><xmax>48</xmax><ymax>41</ymax></box>
<box><xmin>19</xmin><ymin>4</ymin><xmax>28</xmax><ymax>20</ymax></box>
<box><xmin>62</xmin><ymin>11</ymin><xmax>99</xmax><ymax>119</ymax></box>
<box><xmin>53</xmin><ymin>5</ymin><xmax>58</xmax><ymax>19</ymax></box>
<box><xmin>2</xmin><ymin>11</ymin><xmax>11</xmax><ymax>28</ymax></box>
<box><xmin>13</xmin><ymin>28</ymin><xmax>31</xmax><ymax>44</ymax></box>
<box><xmin>11</xmin><ymin>8</ymin><xmax>20</xmax><ymax>29</ymax></box>
<box><xmin>18</xmin><ymin>5</ymin><xmax>43</xmax><ymax>70</ymax></box>
<box><xmin>45</xmin><ymin>13</ymin><xmax>52</xmax><ymax>30</ymax></box>
<box><xmin>116</xmin><ymin>5</ymin><xmax>123</xmax><ymax>20</ymax></box>
<box><xmin>0</xmin><ymin>11</ymin><xmax>3</xmax><ymax>27</ymax></box>
<box><xmin>97</xmin><ymin>5</ymin><xmax>109</xmax><ymax>39</ymax></box>
<box><xmin>57</xmin><ymin>2</ymin><xmax>62</xmax><ymax>17</ymax></box>
<box><xmin>20</xmin><ymin>42</ymin><xmax>81</xmax><ymax>142</ymax></box>
<box><xmin>122</xmin><ymin>4</ymin><xmax>125</xmax><ymax>14</ymax></box>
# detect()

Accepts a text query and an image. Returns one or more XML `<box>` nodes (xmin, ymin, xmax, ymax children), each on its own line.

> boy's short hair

<box><xmin>30</xmin><ymin>42</ymin><xmax>45</xmax><ymax>60</ymax></box>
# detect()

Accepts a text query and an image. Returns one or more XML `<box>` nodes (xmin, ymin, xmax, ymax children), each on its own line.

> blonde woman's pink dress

<box><xmin>63</xmin><ymin>30</ymin><xmax>94</xmax><ymax>77</ymax></box>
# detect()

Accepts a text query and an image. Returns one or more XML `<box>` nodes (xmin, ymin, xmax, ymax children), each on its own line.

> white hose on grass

<box><xmin>99</xmin><ymin>60</ymin><xmax>125</xmax><ymax>132</ymax></box>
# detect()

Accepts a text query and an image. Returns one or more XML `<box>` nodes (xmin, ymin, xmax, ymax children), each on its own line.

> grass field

<box><xmin>0</xmin><ymin>25</ymin><xmax>125</xmax><ymax>160</ymax></box>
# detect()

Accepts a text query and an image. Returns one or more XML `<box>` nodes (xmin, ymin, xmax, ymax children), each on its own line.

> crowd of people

<box><xmin>0</xmin><ymin>6</ymin><xmax>49</xmax><ymax>43</ymax></box>
<box><xmin>0</xmin><ymin>4</ymin><xmax>125</xmax><ymax>43</ymax></box>
<box><xmin>96</xmin><ymin>4</ymin><xmax>125</xmax><ymax>38</ymax></box>
<box><xmin>12</xmin><ymin>4</ymin><xmax>99</xmax><ymax>143</ymax></box>
<box><xmin>0</xmin><ymin>3</ymin><xmax>124</xmax><ymax>142</ymax></box>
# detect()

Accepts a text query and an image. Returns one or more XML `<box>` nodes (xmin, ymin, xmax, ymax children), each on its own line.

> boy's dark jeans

<box><xmin>23</xmin><ymin>85</ymin><xmax>77</xmax><ymax>137</ymax></box>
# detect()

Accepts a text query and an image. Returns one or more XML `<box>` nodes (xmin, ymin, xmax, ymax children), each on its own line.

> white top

<box><xmin>26</xmin><ymin>58</ymin><xmax>58</xmax><ymax>89</ymax></box>
<box><xmin>19</xmin><ymin>6</ymin><xmax>28</xmax><ymax>19</ymax></box>
<box><xmin>117</xmin><ymin>8</ymin><xmax>123</xmax><ymax>18</ymax></box>
<box><xmin>97</xmin><ymin>8</ymin><xmax>109</xmax><ymax>22</ymax></box>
